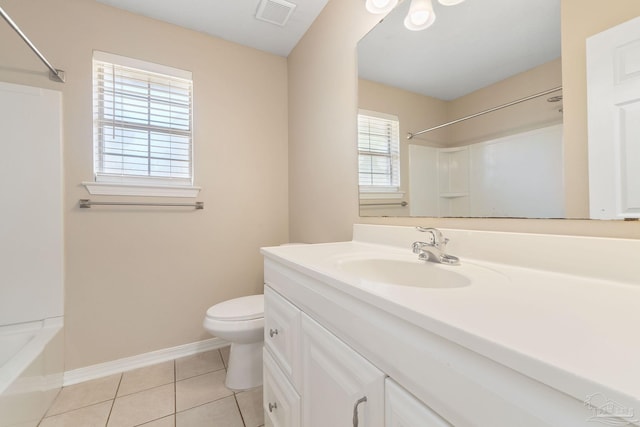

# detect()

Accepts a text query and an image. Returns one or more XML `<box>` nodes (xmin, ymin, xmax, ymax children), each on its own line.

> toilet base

<box><xmin>225</xmin><ymin>341</ymin><xmax>263</xmax><ymax>391</ymax></box>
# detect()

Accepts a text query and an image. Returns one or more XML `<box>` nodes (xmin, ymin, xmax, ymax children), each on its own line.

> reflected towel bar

<box><xmin>407</xmin><ymin>86</ymin><xmax>562</xmax><ymax>139</ymax></box>
<box><xmin>360</xmin><ymin>201</ymin><xmax>408</xmax><ymax>207</ymax></box>
<box><xmin>0</xmin><ymin>6</ymin><xmax>65</xmax><ymax>83</ymax></box>
<box><xmin>79</xmin><ymin>199</ymin><xmax>204</xmax><ymax>209</ymax></box>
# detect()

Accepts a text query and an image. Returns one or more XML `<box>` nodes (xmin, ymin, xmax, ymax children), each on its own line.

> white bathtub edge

<box><xmin>63</xmin><ymin>336</ymin><xmax>229</xmax><ymax>386</ymax></box>
<box><xmin>0</xmin><ymin>316</ymin><xmax>63</xmax><ymax>395</ymax></box>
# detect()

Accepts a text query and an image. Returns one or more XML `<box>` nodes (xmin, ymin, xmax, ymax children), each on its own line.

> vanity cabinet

<box><xmin>264</xmin><ymin>286</ymin><xmax>301</xmax><ymax>427</ymax></box>
<box><xmin>262</xmin><ymin>229</ymin><xmax>640</xmax><ymax>427</ymax></box>
<box><xmin>385</xmin><ymin>379</ymin><xmax>451</xmax><ymax>427</ymax></box>
<box><xmin>264</xmin><ymin>285</ymin><xmax>444</xmax><ymax>427</ymax></box>
<box><xmin>300</xmin><ymin>313</ymin><xmax>384</xmax><ymax>427</ymax></box>
<box><xmin>264</xmin><ymin>286</ymin><xmax>301</xmax><ymax>386</ymax></box>
<box><xmin>263</xmin><ymin>348</ymin><xmax>300</xmax><ymax>427</ymax></box>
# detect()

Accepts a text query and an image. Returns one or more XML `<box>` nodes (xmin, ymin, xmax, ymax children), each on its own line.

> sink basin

<box><xmin>336</xmin><ymin>257</ymin><xmax>471</xmax><ymax>289</ymax></box>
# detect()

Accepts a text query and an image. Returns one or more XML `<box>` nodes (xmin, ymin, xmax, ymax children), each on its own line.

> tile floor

<box><xmin>39</xmin><ymin>347</ymin><xmax>264</xmax><ymax>427</ymax></box>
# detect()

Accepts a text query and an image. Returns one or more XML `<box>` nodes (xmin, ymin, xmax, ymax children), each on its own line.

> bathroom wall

<box><xmin>447</xmin><ymin>58</ymin><xmax>562</xmax><ymax>146</ymax></box>
<box><xmin>0</xmin><ymin>0</ymin><xmax>289</xmax><ymax>370</ymax></box>
<box><xmin>288</xmin><ymin>0</ymin><xmax>380</xmax><ymax>243</ymax></box>
<box><xmin>288</xmin><ymin>0</ymin><xmax>640</xmax><ymax>243</ymax></box>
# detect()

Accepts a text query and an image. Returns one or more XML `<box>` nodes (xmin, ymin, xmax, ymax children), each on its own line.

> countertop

<box><xmin>261</xmin><ymin>239</ymin><xmax>640</xmax><ymax>414</ymax></box>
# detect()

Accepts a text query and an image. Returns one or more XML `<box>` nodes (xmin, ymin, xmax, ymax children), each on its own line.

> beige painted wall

<box><xmin>287</xmin><ymin>0</ymin><xmax>381</xmax><ymax>243</ymax></box>
<box><xmin>447</xmin><ymin>58</ymin><xmax>562</xmax><ymax>146</ymax></box>
<box><xmin>0</xmin><ymin>0</ymin><xmax>288</xmax><ymax>369</ymax></box>
<box><xmin>288</xmin><ymin>0</ymin><xmax>640</xmax><ymax>242</ymax></box>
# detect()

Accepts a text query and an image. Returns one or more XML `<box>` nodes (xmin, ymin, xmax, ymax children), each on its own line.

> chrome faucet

<box><xmin>411</xmin><ymin>227</ymin><xmax>460</xmax><ymax>265</ymax></box>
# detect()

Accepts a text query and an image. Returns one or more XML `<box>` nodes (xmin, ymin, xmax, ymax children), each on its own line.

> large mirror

<box><xmin>357</xmin><ymin>0</ymin><xmax>565</xmax><ymax>218</ymax></box>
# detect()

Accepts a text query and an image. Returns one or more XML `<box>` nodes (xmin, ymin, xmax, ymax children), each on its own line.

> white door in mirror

<box><xmin>587</xmin><ymin>15</ymin><xmax>640</xmax><ymax>219</ymax></box>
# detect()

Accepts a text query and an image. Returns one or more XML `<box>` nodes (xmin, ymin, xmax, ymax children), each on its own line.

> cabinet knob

<box><xmin>269</xmin><ymin>328</ymin><xmax>279</xmax><ymax>338</ymax></box>
<box><xmin>352</xmin><ymin>396</ymin><xmax>367</xmax><ymax>427</ymax></box>
<box><xmin>269</xmin><ymin>402</ymin><xmax>278</xmax><ymax>412</ymax></box>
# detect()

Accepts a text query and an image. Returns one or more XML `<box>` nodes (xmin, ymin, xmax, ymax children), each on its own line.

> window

<box><xmin>87</xmin><ymin>51</ymin><xmax>197</xmax><ymax>197</ymax></box>
<box><xmin>357</xmin><ymin>110</ymin><xmax>400</xmax><ymax>194</ymax></box>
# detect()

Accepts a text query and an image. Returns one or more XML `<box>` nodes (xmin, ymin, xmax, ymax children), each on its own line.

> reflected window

<box><xmin>357</xmin><ymin>110</ymin><xmax>400</xmax><ymax>193</ymax></box>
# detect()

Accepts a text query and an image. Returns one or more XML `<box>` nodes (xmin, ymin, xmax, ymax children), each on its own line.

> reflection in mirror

<box><xmin>357</xmin><ymin>0</ymin><xmax>564</xmax><ymax>218</ymax></box>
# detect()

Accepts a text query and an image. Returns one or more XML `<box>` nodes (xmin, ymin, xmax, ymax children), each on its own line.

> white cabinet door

<box><xmin>263</xmin><ymin>348</ymin><xmax>301</xmax><ymax>427</ymax></box>
<box><xmin>385</xmin><ymin>379</ymin><xmax>452</xmax><ymax>427</ymax></box>
<box><xmin>264</xmin><ymin>286</ymin><xmax>302</xmax><ymax>388</ymax></box>
<box><xmin>300</xmin><ymin>313</ymin><xmax>385</xmax><ymax>427</ymax></box>
<box><xmin>587</xmin><ymin>15</ymin><xmax>640</xmax><ymax>219</ymax></box>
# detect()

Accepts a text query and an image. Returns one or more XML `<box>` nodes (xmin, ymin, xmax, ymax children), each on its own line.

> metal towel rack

<box><xmin>407</xmin><ymin>86</ymin><xmax>562</xmax><ymax>139</ymax></box>
<box><xmin>0</xmin><ymin>6</ymin><xmax>65</xmax><ymax>83</ymax></box>
<box><xmin>360</xmin><ymin>201</ymin><xmax>408</xmax><ymax>207</ymax></box>
<box><xmin>79</xmin><ymin>199</ymin><xmax>204</xmax><ymax>209</ymax></box>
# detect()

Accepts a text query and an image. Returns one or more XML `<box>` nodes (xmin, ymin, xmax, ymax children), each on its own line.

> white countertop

<box><xmin>261</xmin><ymin>238</ymin><xmax>640</xmax><ymax>413</ymax></box>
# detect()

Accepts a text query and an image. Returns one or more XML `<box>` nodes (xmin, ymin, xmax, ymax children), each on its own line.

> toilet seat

<box><xmin>206</xmin><ymin>294</ymin><xmax>263</xmax><ymax>321</ymax></box>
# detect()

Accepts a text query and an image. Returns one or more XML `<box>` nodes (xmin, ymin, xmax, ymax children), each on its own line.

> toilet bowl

<box><xmin>203</xmin><ymin>294</ymin><xmax>264</xmax><ymax>391</ymax></box>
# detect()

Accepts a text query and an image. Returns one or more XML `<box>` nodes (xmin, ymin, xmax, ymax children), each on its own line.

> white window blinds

<box><xmin>93</xmin><ymin>52</ymin><xmax>193</xmax><ymax>186</ymax></box>
<box><xmin>357</xmin><ymin>110</ymin><xmax>400</xmax><ymax>192</ymax></box>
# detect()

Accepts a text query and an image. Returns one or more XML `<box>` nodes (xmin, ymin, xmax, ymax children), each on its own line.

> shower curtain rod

<box><xmin>0</xmin><ymin>6</ymin><xmax>65</xmax><ymax>83</ymax></box>
<box><xmin>407</xmin><ymin>86</ymin><xmax>562</xmax><ymax>140</ymax></box>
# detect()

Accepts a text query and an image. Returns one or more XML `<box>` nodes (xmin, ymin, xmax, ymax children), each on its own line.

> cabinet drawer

<box><xmin>264</xmin><ymin>348</ymin><xmax>301</xmax><ymax>427</ymax></box>
<box><xmin>386</xmin><ymin>378</ymin><xmax>452</xmax><ymax>427</ymax></box>
<box><xmin>264</xmin><ymin>286</ymin><xmax>301</xmax><ymax>386</ymax></box>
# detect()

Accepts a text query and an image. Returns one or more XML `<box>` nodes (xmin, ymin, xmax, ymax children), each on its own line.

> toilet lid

<box><xmin>206</xmin><ymin>294</ymin><xmax>264</xmax><ymax>321</ymax></box>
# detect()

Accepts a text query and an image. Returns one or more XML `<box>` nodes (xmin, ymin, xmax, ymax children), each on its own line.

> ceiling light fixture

<box><xmin>404</xmin><ymin>0</ymin><xmax>436</xmax><ymax>31</ymax></box>
<box><xmin>365</xmin><ymin>0</ymin><xmax>465</xmax><ymax>31</ymax></box>
<box><xmin>365</xmin><ymin>0</ymin><xmax>399</xmax><ymax>15</ymax></box>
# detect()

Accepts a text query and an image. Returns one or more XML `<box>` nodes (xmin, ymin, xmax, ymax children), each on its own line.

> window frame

<box><xmin>357</xmin><ymin>109</ymin><xmax>402</xmax><ymax>198</ymax></box>
<box><xmin>84</xmin><ymin>51</ymin><xmax>199</xmax><ymax>198</ymax></box>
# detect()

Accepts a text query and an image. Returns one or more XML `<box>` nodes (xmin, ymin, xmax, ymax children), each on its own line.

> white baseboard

<box><xmin>63</xmin><ymin>337</ymin><xmax>229</xmax><ymax>386</ymax></box>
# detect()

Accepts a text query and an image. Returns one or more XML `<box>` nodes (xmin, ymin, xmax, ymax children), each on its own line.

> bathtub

<box><xmin>0</xmin><ymin>317</ymin><xmax>64</xmax><ymax>427</ymax></box>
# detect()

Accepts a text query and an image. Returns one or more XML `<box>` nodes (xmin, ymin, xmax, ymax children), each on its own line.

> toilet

<box><xmin>203</xmin><ymin>294</ymin><xmax>264</xmax><ymax>391</ymax></box>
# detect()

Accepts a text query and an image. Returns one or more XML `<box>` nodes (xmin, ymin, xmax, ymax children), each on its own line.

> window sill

<box><xmin>82</xmin><ymin>181</ymin><xmax>201</xmax><ymax>198</ymax></box>
<box><xmin>359</xmin><ymin>191</ymin><xmax>405</xmax><ymax>200</ymax></box>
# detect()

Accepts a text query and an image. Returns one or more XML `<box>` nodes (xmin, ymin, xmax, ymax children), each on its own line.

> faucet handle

<box><xmin>441</xmin><ymin>237</ymin><xmax>449</xmax><ymax>250</ymax></box>
<box><xmin>416</xmin><ymin>227</ymin><xmax>444</xmax><ymax>247</ymax></box>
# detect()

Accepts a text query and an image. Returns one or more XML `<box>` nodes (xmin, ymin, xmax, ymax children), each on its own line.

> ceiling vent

<box><xmin>256</xmin><ymin>0</ymin><xmax>297</xmax><ymax>27</ymax></box>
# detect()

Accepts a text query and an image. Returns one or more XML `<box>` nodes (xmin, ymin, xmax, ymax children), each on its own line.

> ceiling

<box><xmin>358</xmin><ymin>0</ymin><xmax>561</xmax><ymax>100</ymax></box>
<box><xmin>94</xmin><ymin>0</ymin><xmax>329</xmax><ymax>57</ymax></box>
<box><xmin>93</xmin><ymin>0</ymin><xmax>561</xmax><ymax>100</ymax></box>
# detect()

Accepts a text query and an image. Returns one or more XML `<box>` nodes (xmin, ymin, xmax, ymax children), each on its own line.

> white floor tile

<box><xmin>175</xmin><ymin>350</ymin><xmax>225</xmax><ymax>381</ymax></box>
<box><xmin>236</xmin><ymin>387</ymin><xmax>265</xmax><ymax>427</ymax></box>
<box><xmin>39</xmin><ymin>351</ymin><xmax>264</xmax><ymax>427</ymax></box>
<box><xmin>138</xmin><ymin>414</ymin><xmax>176</xmax><ymax>427</ymax></box>
<box><xmin>39</xmin><ymin>401</ymin><xmax>113</xmax><ymax>427</ymax></box>
<box><xmin>118</xmin><ymin>360</ymin><xmax>175</xmax><ymax>397</ymax></box>
<box><xmin>46</xmin><ymin>374</ymin><xmax>121</xmax><ymax>416</ymax></box>
<box><xmin>176</xmin><ymin>370</ymin><xmax>232</xmax><ymax>412</ymax></box>
<box><xmin>176</xmin><ymin>396</ymin><xmax>244</xmax><ymax>427</ymax></box>
<box><xmin>107</xmin><ymin>383</ymin><xmax>174</xmax><ymax>427</ymax></box>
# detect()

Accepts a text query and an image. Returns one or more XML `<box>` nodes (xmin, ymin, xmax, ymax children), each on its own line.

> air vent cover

<box><xmin>256</xmin><ymin>0</ymin><xmax>296</xmax><ymax>27</ymax></box>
